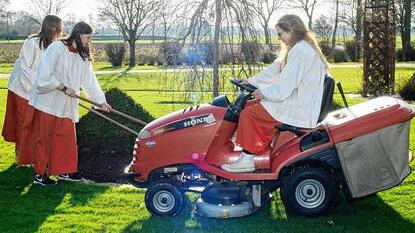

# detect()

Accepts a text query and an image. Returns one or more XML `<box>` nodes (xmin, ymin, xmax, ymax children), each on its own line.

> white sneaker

<box><xmin>221</xmin><ymin>152</ymin><xmax>255</xmax><ymax>173</ymax></box>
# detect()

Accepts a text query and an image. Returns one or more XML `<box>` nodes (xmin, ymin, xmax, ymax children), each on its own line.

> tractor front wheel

<box><xmin>145</xmin><ymin>179</ymin><xmax>185</xmax><ymax>216</ymax></box>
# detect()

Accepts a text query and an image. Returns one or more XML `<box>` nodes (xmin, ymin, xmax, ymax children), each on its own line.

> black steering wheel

<box><xmin>230</xmin><ymin>78</ymin><xmax>257</xmax><ymax>92</ymax></box>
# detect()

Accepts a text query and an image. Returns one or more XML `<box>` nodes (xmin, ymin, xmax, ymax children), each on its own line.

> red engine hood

<box><xmin>323</xmin><ymin>97</ymin><xmax>415</xmax><ymax>143</ymax></box>
<box><xmin>143</xmin><ymin>104</ymin><xmax>228</xmax><ymax>136</ymax></box>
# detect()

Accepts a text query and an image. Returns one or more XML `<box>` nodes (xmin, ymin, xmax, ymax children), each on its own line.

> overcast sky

<box><xmin>9</xmin><ymin>0</ymin><xmax>101</xmax><ymax>21</ymax></box>
<box><xmin>8</xmin><ymin>0</ymin><xmax>325</xmax><ymax>26</ymax></box>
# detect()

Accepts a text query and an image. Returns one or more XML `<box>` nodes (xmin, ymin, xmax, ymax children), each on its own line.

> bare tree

<box><xmin>314</xmin><ymin>15</ymin><xmax>333</xmax><ymax>43</ymax></box>
<box><xmin>339</xmin><ymin>0</ymin><xmax>363</xmax><ymax>60</ymax></box>
<box><xmin>291</xmin><ymin>0</ymin><xmax>318</xmax><ymax>30</ymax></box>
<box><xmin>250</xmin><ymin>0</ymin><xmax>285</xmax><ymax>49</ymax></box>
<box><xmin>99</xmin><ymin>0</ymin><xmax>160</xmax><ymax>67</ymax></box>
<box><xmin>27</xmin><ymin>0</ymin><xmax>68</xmax><ymax>25</ymax></box>
<box><xmin>395</xmin><ymin>0</ymin><xmax>413</xmax><ymax>60</ymax></box>
<box><xmin>156</xmin><ymin>0</ymin><xmax>185</xmax><ymax>41</ymax></box>
<box><xmin>0</xmin><ymin>0</ymin><xmax>10</xmax><ymax>15</ymax></box>
<box><xmin>170</xmin><ymin>0</ymin><xmax>259</xmax><ymax>98</ymax></box>
<box><xmin>331</xmin><ymin>0</ymin><xmax>340</xmax><ymax>53</ymax></box>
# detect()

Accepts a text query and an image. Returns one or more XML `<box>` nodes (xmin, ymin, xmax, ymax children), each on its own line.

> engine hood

<box><xmin>142</xmin><ymin>104</ymin><xmax>228</xmax><ymax>137</ymax></box>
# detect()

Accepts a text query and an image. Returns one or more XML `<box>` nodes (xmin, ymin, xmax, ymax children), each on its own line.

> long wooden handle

<box><xmin>79</xmin><ymin>103</ymin><xmax>139</xmax><ymax>136</ymax></box>
<box><xmin>76</xmin><ymin>94</ymin><xmax>147</xmax><ymax>126</ymax></box>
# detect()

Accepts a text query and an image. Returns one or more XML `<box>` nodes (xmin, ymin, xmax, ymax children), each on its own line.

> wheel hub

<box><xmin>153</xmin><ymin>190</ymin><xmax>175</xmax><ymax>212</ymax></box>
<box><xmin>295</xmin><ymin>179</ymin><xmax>326</xmax><ymax>209</ymax></box>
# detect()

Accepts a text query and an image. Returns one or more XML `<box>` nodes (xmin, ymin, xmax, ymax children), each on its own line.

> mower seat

<box><xmin>275</xmin><ymin>75</ymin><xmax>335</xmax><ymax>136</ymax></box>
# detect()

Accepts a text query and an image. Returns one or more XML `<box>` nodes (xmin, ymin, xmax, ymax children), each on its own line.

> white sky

<box><xmin>7</xmin><ymin>0</ymin><xmax>326</xmax><ymax>27</ymax></box>
<box><xmin>8</xmin><ymin>0</ymin><xmax>101</xmax><ymax>21</ymax></box>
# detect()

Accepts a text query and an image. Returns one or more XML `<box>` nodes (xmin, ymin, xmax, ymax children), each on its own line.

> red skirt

<box><xmin>2</xmin><ymin>90</ymin><xmax>29</xmax><ymax>144</ymax></box>
<box><xmin>235</xmin><ymin>101</ymin><xmax>282</xmax><ymax>155</ymax></box>
<box><xmin>1</xmin><ymin>90</ymin><xmax>34</xmax><ymax>164</ymax></box>
<box><xmin>19</xmin><ymin>106</ymin><xmax>78</xmax><ymax>176</ymax></box>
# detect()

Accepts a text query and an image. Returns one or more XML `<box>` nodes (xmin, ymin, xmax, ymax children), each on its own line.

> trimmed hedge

<box><xmin>76</xmin><ymin>88</ymin><xmax>155</xmax><ymax>155</ymax></box>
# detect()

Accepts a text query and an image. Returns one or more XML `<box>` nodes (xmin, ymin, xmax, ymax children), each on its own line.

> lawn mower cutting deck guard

<box><xmin>124</xmin><ymin>77</ymin><xmax>414</xmax><ymax>218</ymax></box>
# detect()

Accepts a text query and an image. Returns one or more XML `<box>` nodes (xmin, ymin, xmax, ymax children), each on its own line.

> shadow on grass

<box><xmin>0</xmin><ymin>164</ymin><xmax>108</xmax><ymax>233</ymax></box>
<box><xmin>122</xmin><ymin>190</ymin><xmax>414</xmax><ymax>233</ymax></box>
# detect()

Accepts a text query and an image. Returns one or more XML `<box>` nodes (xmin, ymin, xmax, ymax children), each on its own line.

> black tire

<box><xmin>145</xmin><ymin>179</ymin><xmax>185</xmax><ymax>216</ymax></box>
<box><xmin>280</xmin><ymin>167</ymin><xmax>338</xmax><ymax>217</ymax></box>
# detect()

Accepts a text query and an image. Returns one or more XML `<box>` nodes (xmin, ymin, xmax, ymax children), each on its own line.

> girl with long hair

<box><xmin>19</xmin><ymin>22</ymin><xmax>112</xmax><ymax>185</ymax></box>
<box><xmin>222</xmin><ymin>14</ymin><xmax>330</xmax><ymax>173</ymax></box>
<box><xmin>2</xmin><ymin>15</ymin><xmax>63</xmax><ymax>165</ymax></box>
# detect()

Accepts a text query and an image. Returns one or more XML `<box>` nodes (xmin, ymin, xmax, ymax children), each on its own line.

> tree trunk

<box><xmin>402</xmin><ymin>0</ymin><xmax>412</xmax><ymax>61</ymax></box>
<box><xmin>308</xmin><ymin>17</ymin><xmax>313</xmax><ymax>30</ymax></box>
<box><xmin>355</xmin><ymin>0</ymin><xmax>363</xmax><ymax>61</ymax></box>
<box><xmin>331</xmin><ymin>0</ymin><xmax>339</xmax><ymax>54</ymax></box>
<box><xmin>128</xmin><ymin>40</ymin><xmax>136</xmax><ymax>67</ymax></box>
<box><xmin>152</xmin><ymin>23</ymin><xmax>155</xmax><ymax>44</ymax></box>
<box><xmin>212</xmin><ymin>0</ymin><xmax>222</xmax><ymax>97</ymax></box>
<box><xmin>164</xmin><ymin>22</ymin><xmax>167</xmax><ymax>42</ymax></box>
<box><xmin>264</xmin><ymin>24</ymin><xmax>272</xmax><ymax>49</ymax></box>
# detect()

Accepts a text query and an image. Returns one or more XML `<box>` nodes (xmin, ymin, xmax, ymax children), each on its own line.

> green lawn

<box><xmin>0</xmin><ymin>69</ymin><xmax>415</xmax><ymax>232</ymax></box>
<box><xmin>3</xmin><ymin>65</ymin><xmax>414</xmax><ymax>99</ymax></box>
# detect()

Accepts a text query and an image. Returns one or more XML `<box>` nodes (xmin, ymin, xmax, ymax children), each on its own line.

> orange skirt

<box><xmin>19</xmin><ymin>106</ymin><xmax>78</xmax><ymax>176</ymax></box>
<box><xmin>2</xmin><ymin>90</ymin><xmax>29</xmax><ymax>144</ymax></box>
<box><xmin>1</xmin><ymin>90</ymin><xmax>34</xmax><ymax>164</ymax></box>
<box><xmin>235</xmin><ymin>101</ymin><xmax>282</xmax><ymax>155</ymax></box>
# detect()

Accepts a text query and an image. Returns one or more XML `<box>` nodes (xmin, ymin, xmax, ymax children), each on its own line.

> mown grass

<box><xmin>1</xmin><ymin>62</ymin><xmax>414</xmax><ymax>74</ymax></box>
<box><xmin>3</xmin><ymin>65</ymin><xmax>414</xmax><ymax>98</ymax></box>
<box><xmin>0</xmin><ymin>68</ymin><xmax>415</xmax><ymax>232</ymax></box>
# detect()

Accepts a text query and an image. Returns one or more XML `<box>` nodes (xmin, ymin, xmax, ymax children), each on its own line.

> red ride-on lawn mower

<box><xmin>124</xmin><ymin>76</ymin><xmax>414</xmax><ymax>218</ymax></box>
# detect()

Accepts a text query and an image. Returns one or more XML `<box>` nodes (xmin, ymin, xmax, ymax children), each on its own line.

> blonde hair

<box><xmin>276</xmin><ymin>14</ymin><xmax>330</xmax><ymax>70</ymax></box>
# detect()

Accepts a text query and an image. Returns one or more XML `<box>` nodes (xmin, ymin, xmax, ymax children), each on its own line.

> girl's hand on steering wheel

<box><xmin>253</xmin><ymin>90</ymin><xmax>264</xmax><ymax>100</ymax></box>
<box><xmin>240</xmin><ymin>79</ymin><xmax>250</xmax><ymax>85</ymax></box>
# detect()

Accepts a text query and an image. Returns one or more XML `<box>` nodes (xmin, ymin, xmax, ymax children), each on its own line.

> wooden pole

<box><xmin>78</xmin><ymin>103</ymin><xmax>140</xmax><ymax>136</ymax></box>
<box><xmin>76</xmin><ymin>95</ymin><xmax>147</xmax><ymax>126</ymax></box>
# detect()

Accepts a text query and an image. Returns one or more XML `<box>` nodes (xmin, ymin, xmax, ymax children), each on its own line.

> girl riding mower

<box><xmin>120</xmin><ymin>77</ymin><xmax>414</xmax><ymax>218</ymax></box>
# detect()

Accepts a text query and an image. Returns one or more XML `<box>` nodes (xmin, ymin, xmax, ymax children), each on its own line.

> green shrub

<box><xmin>137</xmin><ymin>45</ymin><xmax>161</xmax><ymax>65</ymax></box>
<box><xmin>344</xmin><ymin>40</ymin><xmax>358</xmax><ymax>62</ymax></box>
<box><xmin>397</xmin><ymin>73</ymin><xmax>415</xmax><ymax>101</ymax></box>
<box><xmin>332</xmin><ymin>49</ymin><xmax>348</xmax><ymax>62</ymax></box>
<box><xmin>396</xmin><ymin>48</ymin><xmax>415</xmax><ymax>62</ymax></box>
<box><xmin>261</xmin><ymin>50</ymin><xmax>277</xmax><ymax>64</ymax></box>
<box><xmin>240</xmin><ymin>41</ymin><xmax>262</xmax><ymax>64</ymax></box>
<box><xmin>220</xmin><ymin>50</ymin><xmax>243</xmax><ymax>64</ymax></box>
<box><xmin>158</xmin><ymin>41</ymin><xmax>183</xmax><ymax>66</ymax></box>
<box><xmin>318</xmin><ymin>41</ymin><xmax>332</xmax><ymax>58</ymax></box>
<box><xmin>105</xmin><ymin>43</ymin><xmax>126</xmax><ymax>67</ymax></box>
<box><xmin>76</xmin><ymin>88</ymin><xmax>155</xmax><ymax>155</ymax></box>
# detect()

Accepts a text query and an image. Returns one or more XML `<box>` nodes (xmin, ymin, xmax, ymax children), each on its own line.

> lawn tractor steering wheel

<box><xmin>230</xmin><ymin>78</ymin><xmax>257</xmax><ymax>92</ymax></box>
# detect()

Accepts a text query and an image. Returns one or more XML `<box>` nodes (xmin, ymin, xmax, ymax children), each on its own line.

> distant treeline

<box><xmin>0</xmin><ymin>34</ymin><xmax>176</xmax><ymax>41</ymax></box>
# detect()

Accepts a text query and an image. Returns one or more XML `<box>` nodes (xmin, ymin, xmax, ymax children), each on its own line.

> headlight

<box><xmin>138</xmin><ymin>129</ymin><xmax>151</xmax><ymax>140</ymax></box>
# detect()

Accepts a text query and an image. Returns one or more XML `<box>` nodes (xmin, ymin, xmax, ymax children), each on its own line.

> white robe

<box><xmin>29</xmin><ymin>41</ymin><xmax>106</xmax><ymax>123</ymax></box>
<box><xmin>248</xmin><ymin>40</ymin><xmax>327</xmax><ymax>128</ymax></box>
<box><xmin>8</xmin><ymin>37</ymin><xmax>43</xmax><ymax>100</ymax></box>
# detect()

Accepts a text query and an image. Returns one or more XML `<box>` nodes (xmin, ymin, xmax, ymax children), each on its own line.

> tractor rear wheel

<box><xmin>280</xmin><ymin>167</ymin><xmax>338</xmax><ymax>217</ymax></box>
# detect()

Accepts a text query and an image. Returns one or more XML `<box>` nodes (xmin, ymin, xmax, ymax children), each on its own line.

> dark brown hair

<box><xmin>31</xmin><ymin>15</ymin><xmax>63</xmax><ymax>50</ymax></box>
<box><xmin>62</xmin><ymin>22</ymin><xmax>93</xmax><ymax>61</ymax></box>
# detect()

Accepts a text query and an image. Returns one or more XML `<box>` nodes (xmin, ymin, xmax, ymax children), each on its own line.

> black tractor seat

<box><xmin>275</xmin><ymin>74</ymin><xmax>335</xmax><ymax>136</ymax></box>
